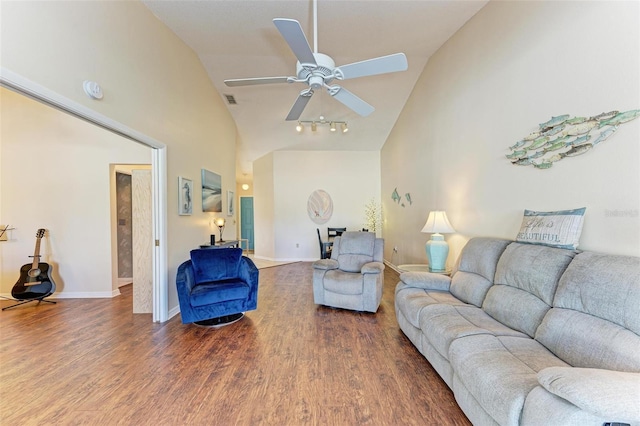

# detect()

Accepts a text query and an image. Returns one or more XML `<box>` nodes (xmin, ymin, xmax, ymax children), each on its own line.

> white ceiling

<box><xmin>142</xmin><ymin>0</ymin><xmax>488</xmax><ymax>181</ymax></box>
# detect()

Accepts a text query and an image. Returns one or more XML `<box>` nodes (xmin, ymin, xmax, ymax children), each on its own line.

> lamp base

<box><xmin>426</xmin><ymin>233</ymin><xmax>449</xmax><ymax>272</ymax></box>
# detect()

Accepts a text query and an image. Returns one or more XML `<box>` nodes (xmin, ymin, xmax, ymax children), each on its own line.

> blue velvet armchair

<box><xmin>176</xmin><ymin>248</ymin><xmax>259</xmax><ymax>325</ymax></box>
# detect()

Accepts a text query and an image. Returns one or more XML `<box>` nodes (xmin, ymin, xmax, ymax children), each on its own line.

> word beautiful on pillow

<box><xmin>516</xmin><ymin>208</ymin><xmax>586</xmax><ymax>250</ymax></box>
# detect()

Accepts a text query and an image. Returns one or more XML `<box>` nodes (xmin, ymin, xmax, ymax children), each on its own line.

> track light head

<box><xmin>296</xmin><ymin>122</ymin><xmax>303</xmax><ymax>132</ymax></box>
<box><xmin>330</xmin><ymin>122</ymin><xmax>336</xmax><ymax>132</ymax></box>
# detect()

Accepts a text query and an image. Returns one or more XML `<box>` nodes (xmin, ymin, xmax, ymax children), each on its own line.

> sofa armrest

<box><xmin>400</xmin><ymin>271</ymin><xmax>451</xmax><ymax>291</ymax></box>
<box><xmin>362</xmin><ymin>262</ymin><xmax>385</xmax><ymax>274</ymax></box>
<box><xmin>313</xmin><ymin>259</ymin><xmax>339</xmax><ymax>270</ymax></box>
<box><xmin>537</xmin><ymin>367</ymin><xmax>640</xmax><ymax>423</ymax></box>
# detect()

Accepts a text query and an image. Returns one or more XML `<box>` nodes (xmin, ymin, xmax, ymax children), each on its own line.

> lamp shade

<box><xmin>421</xmin><ymin>211</ymin><xmax>455</xmax><ymax>234</ymax></box>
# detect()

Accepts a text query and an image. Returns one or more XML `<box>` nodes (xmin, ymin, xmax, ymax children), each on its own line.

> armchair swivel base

<box><xmin>194</xmin><ymin>312</ymin><xmax>244</xmax><ymax>327</ymax></box>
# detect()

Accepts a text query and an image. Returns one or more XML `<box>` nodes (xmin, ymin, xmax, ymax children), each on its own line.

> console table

<box><xmin>199</xmin><ymin>240</ymin><xmax>240</xmax><ymax>249</ymax></box>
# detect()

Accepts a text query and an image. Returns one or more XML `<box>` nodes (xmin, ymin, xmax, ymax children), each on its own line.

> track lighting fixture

<box><xmin>294</xmin><ymin>118</ymin><xmax>348</xmax><ymax>134</ymax></box>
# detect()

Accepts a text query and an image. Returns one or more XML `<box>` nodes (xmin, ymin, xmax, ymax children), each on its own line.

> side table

<box><xmin>397</xmin><ymin>264</ymin><xmax>452</xmax><ymax>276</ymax></box>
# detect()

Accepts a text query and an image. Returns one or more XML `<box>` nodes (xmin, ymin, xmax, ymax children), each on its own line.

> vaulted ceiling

<box><xmin>142</xmin><ymin>0</ymin><xmax>488</xmax><ymax>180</ymax></box>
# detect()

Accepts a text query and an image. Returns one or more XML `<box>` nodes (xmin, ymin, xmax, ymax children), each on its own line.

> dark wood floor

<box><xmin>0</xmin><ymin>262</ymin><xmax>470</xmax><ymax>425</ymax></box>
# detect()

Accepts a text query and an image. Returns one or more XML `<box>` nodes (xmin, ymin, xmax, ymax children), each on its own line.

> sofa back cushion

<box><xmin>190</xmin><ymin>248</ymin><xmax>242</xmax><ymax>284</ymax></box>
<box><xmin>449</xmin><ymin>238</ymin><xmax>511</xmax><ymax>307</ymax></box>
<box><xmin>335</xmin><ymin>232</ymin><xmax>378</xmax><ymax>273</ymax></box>
<box><xmin>535</xmin><ymin>252</ymin><xmax>640</xmax><ymax>371</ymax></box>
<box><xmin>482</xmin><ymin>242</ymin><xmax>576</xmax><ymax>337</ymax></box>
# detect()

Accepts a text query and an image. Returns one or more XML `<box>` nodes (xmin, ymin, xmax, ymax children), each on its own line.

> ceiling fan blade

<box><xmin>224</xmin><ymin>77</ymin><xmax>290</xmax><ymax>87</ymax></box>
<box><xmin>285</xmin><ymin>90</ymin><xmax>314</xmax><ymax>121</ymax></box>
<box><xmin>273</xmin><ymin>18</ymin><xmax>317</xmax><ymax>66</ymax></box>
<box><xmin>335</xmin><ymin>53</ymin><xmax>408</xmax><ymax>80</ymax></box>
<box><xmin>328</xmin><ymin>86</ymin><xmax>375</xmax><ymax>117</ymax></box>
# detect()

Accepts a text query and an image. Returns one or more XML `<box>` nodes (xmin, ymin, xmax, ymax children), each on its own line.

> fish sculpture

<box><xmin>546</xmin><ymin>154</ymin><xmax>563</xmax><ymax>163</ymax></box>
<box><xmin>564</xmin><ymin>116</ymin><xmax>587</xmax><ymax>125</ymax></box>
<box><xmin>405</xmin><ymin>193</ymin><xmax>412</xmax><ymax>205</ymax></box>
<box><xmin>564</xmin><ymin>120</ymin><xmax>598</xmax><ymax>136</ymax></box>
<box><xmin>589</xmin><ymin>110</ymin><xmax>618</xmax><ymax>122</ymax></box>
<box><xmin>523</xmin><ymin>131</ymin><xmax>542</xmax><ymax>141</ymax></box>
<box><xmin>539</xmin><ymin>114</ymin><xmax>570</xmax><ymax>129</ymax></box>
<box><xmin>526</xmin><ymin>136</ymin><xmax>549</xmax><ymax>151</ymax></box>
<box><xmin>561</xmin><ymin>143</ymin><xmax>593</xmax><ymax>158</ymax></box>
<box><xmin>506</xmin><ymin>150</ymin><xmax>527</xmax><ymax>159</ymax></box>
<box><xmin>391</xmin><ymin>188</ymin><xmax>401</xmax><ymax>204</ymax></box>
<box><xmin>509</xmin><ymin>139</ymin><xmax>527</xmax><ymax>150</ymax></box>
<box><xmin>509</xmin><ymin>109</ymin><xmax>635</xmax><ymax>169</ymax></box>
<box><xmin>512</xmin><ymin>158</ymin><xmax>532</xmax><ymax>166</ymax></box>
<box><xmin>598</xmin><ymin>109</ymin><xmax>640</xmax><ymax>127</ymax></box>
<box><xmin>525</xmin><ymin>151</ymin><xmax>545</xmax><ymax>159</ymax></box>
<box><xmin>568</xmin><ymin>134</ymin><xmax>592</xmax><ymax>146</ymax></box>
<box><xmin>592</xmin><ymin>126</ymin><xmax>618</xmax><ymax>145</ymax></box>
<box><xmin>542</xmin><ymin>124</ymin><xmax>565</xmax><ymax>137</ymax></box>
<box><xmin>544</xmin><ymin>140</ymin><xmax>570</xmax><ymax>153</ymax></box>
<box><xmin>533</xmin><ymin>161</ymin><xmax>554</xmax><ymax>169</ymax></box>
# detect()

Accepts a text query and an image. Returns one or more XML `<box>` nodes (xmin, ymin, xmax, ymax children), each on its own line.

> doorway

<box><xmin>240</xmin><ymin>197</ymin><xmax>255</xmax><ymax>251</ymax></box>
<box><xmin>1</xmin><ymin>70</ymin><xmax>168</xmax><ymax>322</ymax></box>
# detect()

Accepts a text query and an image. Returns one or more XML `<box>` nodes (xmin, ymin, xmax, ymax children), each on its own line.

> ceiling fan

<box><xmin>224</xmin><ymin>0</ymin><xmax>408</xmax><ymax>121</ymax></box>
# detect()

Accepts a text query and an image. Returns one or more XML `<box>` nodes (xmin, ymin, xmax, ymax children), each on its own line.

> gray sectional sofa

<box><xmin>395</xmin><ymin>237</ymin><xmax>640</xmax><ymax>425</ymax></box>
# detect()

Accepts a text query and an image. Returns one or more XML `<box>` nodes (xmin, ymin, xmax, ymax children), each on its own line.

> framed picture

<box><xmin>201</xmin><ymin>169</ymin><xmax>222</xmax><ymax>212</ymax></box>
<box><xmin>178</xmin><ymin>177</ymin><xmax>193</xmax><ymax>215</ymax></box>
<box><xmin>227</xmin><ymin>190</ymin><xmax>235</xmax><ymax>216</ymax></box>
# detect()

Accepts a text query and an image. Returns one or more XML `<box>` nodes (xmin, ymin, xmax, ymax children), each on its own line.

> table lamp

<box><xmin>421</xmin><ymin>211</ymin><xmax>455</xmax><ymax>272</ymax></box>
<box><xmin>215</xmin><ymin>217</ymin><xmax>226</xmax><ymax>242</ymax></box>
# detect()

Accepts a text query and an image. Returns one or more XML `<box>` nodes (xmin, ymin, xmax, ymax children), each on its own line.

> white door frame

<box><xmin>1</xmin><ymin>67</ymin><xmax>169</xmax><ymax>322</ymax></box>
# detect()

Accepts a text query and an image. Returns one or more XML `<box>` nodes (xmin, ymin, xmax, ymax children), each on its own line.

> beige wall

<box><xmin>1</xmin><ymin>1</ymin><xmax>238</xmax><ymax>311</ymax></box>
<box><xmin>0</xmin><ymin>88</ymin><xmax>151</xmax><ymax>297</ymax></box>
<box><xmin>255</xmin><ymin>150</ymin><xmax>381</xmax><ymax>261</ymax></box>
<box><xmin>382</xmin><ymin>0</ymin><xmax>640</xmax><ymax>268</ymax></box>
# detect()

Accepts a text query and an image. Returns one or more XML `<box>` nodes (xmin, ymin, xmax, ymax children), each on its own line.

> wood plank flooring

<box><xmin>0</xmin><ymin>262</ymin><xmax>470</xmax><ymax>425</ymax></box>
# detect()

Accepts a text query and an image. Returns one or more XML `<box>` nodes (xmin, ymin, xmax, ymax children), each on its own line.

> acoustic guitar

<box><xmin>12</xmin><ymin>229</ymin><xmax>56</xmax><ymax>300</ymax></box>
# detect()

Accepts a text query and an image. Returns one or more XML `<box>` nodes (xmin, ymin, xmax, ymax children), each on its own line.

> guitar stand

<box><xmin>0</xmin><ymin>295</ymin><xmax>56</xmax><ymax>311</ymax></box>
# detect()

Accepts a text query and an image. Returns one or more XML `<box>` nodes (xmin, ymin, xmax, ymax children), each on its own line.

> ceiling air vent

<box><xmin>224</xmin><ymin>94</ymin><xmax>237</xmax><ymax>105</ymax></box>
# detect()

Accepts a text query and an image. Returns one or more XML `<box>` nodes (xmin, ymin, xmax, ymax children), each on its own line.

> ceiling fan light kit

<box><xmin>223</xmin><ymin>0</ymin><xmax>408</xmax><ymax>121</ymax></box>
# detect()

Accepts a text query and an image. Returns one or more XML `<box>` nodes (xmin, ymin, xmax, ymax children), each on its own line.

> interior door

<box><xmin>240</xmin><ymin>197</ymin><xmax>254</xmax><ymax>251</ymax></box>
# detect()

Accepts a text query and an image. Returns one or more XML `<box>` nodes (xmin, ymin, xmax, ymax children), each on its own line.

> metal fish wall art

<box><xmin>507</xmin><ymin>109</ymin><xmax>639</xmax><ymax>169</ymax></box>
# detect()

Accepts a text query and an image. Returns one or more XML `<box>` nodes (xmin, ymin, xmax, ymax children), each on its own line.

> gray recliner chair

<box><xmin>312</xmin><ymin>231</ymin><xmax>385</xmax><ymax>313</ymax></box>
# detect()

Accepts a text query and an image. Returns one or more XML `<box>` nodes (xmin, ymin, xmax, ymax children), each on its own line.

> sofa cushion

<box><xmin>483</xmin><ymin>242</ymin><xmax>576</xmax><ymax>337</ymax></box>
<box><xmin>395</xmin><ymin>285</ymin><xmax>465</xmax><ymax>328</ymax></box>
<box><xmin>552</xmin><ymin>251</ymin><xmax>640</xmax><ymax>334</ymax></box>
<box><xmin>323</xmin><ymin>269</ymin><xmax>363</xmax><ymax>295</ymax></box>
<box><xmin>449</xmin><ymin>334</ymin><xmax>569</xmax><ymax>426</ymax></box>
<box><xmin>535</xmin><ymin>251</ymin><xmax>640</xmax><ymax>371</ymax></box>
<box><xmin>419</xmin><ymin>304</ymin><xmax>527</xmax><ymax>360</ymax></box>
<box><xmin>535</xmin><ymin>309</ymin><xmax>640</xmax><ymax>371</ymax></box>
<box><xmin>190</xmin><ymin>248</ymin><xmax>242</xmax><ymax>284</ymax></box>
<box><xmin>190</xmin><ymin>279</ymin><xmax>249</xmax><ymax>307</ymax></box>
<box><xmin>449</xmin><ymin>238</ymin><xmax>511</xmax><ymax>306</ymax></box>
<box><xmin>537</xmin><ymin>367</ymin><xmax>640</xmax><ymax>423</ymax></box>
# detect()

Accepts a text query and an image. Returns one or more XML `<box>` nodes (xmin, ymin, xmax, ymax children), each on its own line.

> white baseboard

<box><xmin>168</xmin><ymin>304</ymin><xmax>180</xmax><ymax>320</ymax></box>
<box><xmin>0</xmin><ymin>289</ymin><xmax>121</xmax><ymax>299</ymax></box>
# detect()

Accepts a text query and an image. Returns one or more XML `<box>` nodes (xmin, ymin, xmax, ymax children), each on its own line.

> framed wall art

<box><xmin>227</xmin><ymin>190</ymin><xmax>235</xmax><ymax>216</ymax></box>
<box><xmin>201</xmin><ymin>169</ymin><xmax>222</xmax><ymax>213</ymax></box>
<box><xmin>178</xmin><ymin>176</ymin><xmax>193</xmax><ymax>215</ymax></box>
